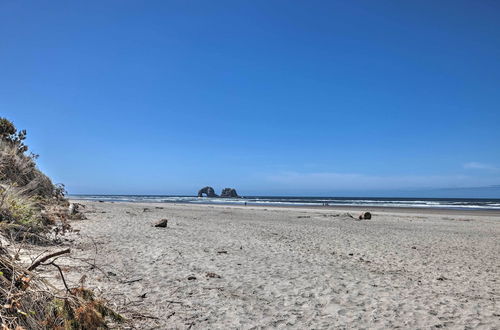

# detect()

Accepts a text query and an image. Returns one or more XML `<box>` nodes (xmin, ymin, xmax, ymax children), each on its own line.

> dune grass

<box><xmin>0</xmin><ymin>117</ymin><xmax>121</xmax><ymax>329</ymax></box>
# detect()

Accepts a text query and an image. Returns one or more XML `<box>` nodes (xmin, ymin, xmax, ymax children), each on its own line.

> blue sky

<box><xmin>1</xmin><ymin>1</ymin><xmax>499</xmax><ymax>197</ymax></box>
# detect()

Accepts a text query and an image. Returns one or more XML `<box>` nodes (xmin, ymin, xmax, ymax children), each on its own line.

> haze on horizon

<box><xmin>1</xmin><ymin>1</ymin><xmax>499</xmax><ymax>198</ymax></box>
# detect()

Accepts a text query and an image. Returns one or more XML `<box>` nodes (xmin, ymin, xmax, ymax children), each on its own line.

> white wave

<box><xmin>68</xmin><ymin>195</ymin><xmax>500</xmax><ymax>210</ymax></box>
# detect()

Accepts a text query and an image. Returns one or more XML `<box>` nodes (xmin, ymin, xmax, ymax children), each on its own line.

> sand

<box><xmin>28</xmin><ymin>201</ymin><xmax>500</xmax><ymax>329</ymax></box>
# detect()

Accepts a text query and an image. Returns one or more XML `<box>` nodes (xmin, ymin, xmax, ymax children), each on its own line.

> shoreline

<box><xmin>70</xmin><ymin>199</ymin><xmax>500</xmax><ymax>217</ymax></box>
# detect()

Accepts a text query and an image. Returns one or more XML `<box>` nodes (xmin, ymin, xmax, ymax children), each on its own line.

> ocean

<box><xmin>68</xmin><ymin>195</ymin><xmax>500</xmax><ymax>210</ymax></box>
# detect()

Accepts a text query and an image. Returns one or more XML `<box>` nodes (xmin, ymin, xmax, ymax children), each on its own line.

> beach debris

<box><xmin>411</xmin><ymin>246</ymin><xmax>417</xmax><ymax>249</ymax></box>
<box><xmin>206</xmin><ymin>272</ymin><xmax>221</xmax><ymax>278</ymax></box>
<box><xmin>297</xmin><ymin>215</ymin><xmax>311</xmax><ymax>218</ymax></box>
<box><xmin>121</xmin><ymin>278</ymin><xmax>142</xmax><ymax>284</ymax></box>
<box><xmin>358</xmin><ymin>212</ymin><xmax>372</xmax><ymax>220</ymax></box>
<box><xmin>86</xmin><ymin>209</ymin><xmax>104</xmax><ymax>214</ymax></box>
<box><xmin>341</xmin><ymin>213</ymin><xmax>356</xmax><ymax>219</ymax></box>
<box><xmin>155</xmin><ymin>206</ymin><xmax>164</xmax><ymax>209</ymax></box>
<box><xmin>143</xmin><ymin>208</ymin><xmax>151</xmax><ymax>212</ymax></box>
<box><xmin>436</xmin><ymin>276</ymin><xmax>448</xmax><ymax>281</ymax></box>
<box><xmin>187</xmin><ymin>275</ymin><xmax>197</xmax><ymax>280</ymax></box>
<box><xmin>217</xmin><ymin>250</ymin><xmax>228</xmax><ymax>254</ymax></box>
<box><xmin>68</xmin><ymin>202</ymin><xmax>87</xmax><ymax>220</ymax></box>
<box><xmin>154</xmin><ymin>219</ymin><xmax>169</xmax><ymax>228</ymax></box>
<box><xmin>28</xmin><ymin>248</ymin><xmax>71</xmax><ymax>271</ymax></box>
<box><xmin>139</xmin><ymin>293</ymin><xmax>147</xmax><ymax>298</ymax></box>
<box><xmin>79</xmin><ymin>274</ymin><xmax>88</xmax><ymax>287</ymax></box>
<box><xmin>68</xmin><ymin>202</ymin><xmax>85</xmax><ymax>214</ymax></box>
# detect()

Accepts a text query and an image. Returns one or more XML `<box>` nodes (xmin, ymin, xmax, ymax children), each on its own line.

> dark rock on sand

<box><xmin>206</xmin><ymin>272</ymin><xmax>221</xmax><ymax>278</ymax></box>
<box><xmin>154</xmin><ymin>219</ymin><xmax>169</xmax><ymax>228</ymax></box>
<box><xmin>220</xmin><ymin>188</ymin><xmax>239</xmax><ymax>198</ymax></box>
<box><xmin>359</xmin><ymin>212</ymin><xmax>372</xmax><ymax>220</ymax></box>
<box><xmin>198</xmin><ymin>186</ymin><xmax>218</xmax><ymax>197</ymax></box>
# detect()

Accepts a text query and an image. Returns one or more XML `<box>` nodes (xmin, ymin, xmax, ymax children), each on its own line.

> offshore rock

<box><xmin>220</xmin><ymin>188</ymin><xmax>239</xmax><ymax>198</ymax></box>
<box><xmin>198</xmin><ymin>186</ymin><xmax>217</xmax><ymax>197</ymax></box>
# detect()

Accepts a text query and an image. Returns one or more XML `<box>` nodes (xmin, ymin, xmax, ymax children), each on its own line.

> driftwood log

<box><xmin>28</xmin><ymin>248</ymin><xmax>71</xmax><ymax>271</ymax></box>
<box><xmin>154</xmin><ymin>219</ymin><xmax>168</xmax><ymax>228</ymax></box>
<box><xmin>359</xmin><ymin>212</ymin><xmax>372</xmax><ymax>220</ymax></box>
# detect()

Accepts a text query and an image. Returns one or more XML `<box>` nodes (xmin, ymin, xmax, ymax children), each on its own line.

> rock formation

<box><xmin>197</xmin><ymin>186</ymin><xmax>240</xmax><ymax>198</ymax></box>
<box><xmin>197</xmin><ymin>186</ymin><xmax>217</xmax><ymax>197</ymax></box>
<box><xmin>220</xmin><ymin>188</ymin><xmax>239</xmax><ymax>198</ymax></box>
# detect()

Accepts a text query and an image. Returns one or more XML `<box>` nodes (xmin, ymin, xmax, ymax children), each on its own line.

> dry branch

<box><xmin>44</xmin><ymin>261</ymin><xmax>71</xmax><ymax>293</ymax></box>
<box><xmin>27</xmin><ymin>248</ymin><xmax>70</xmax><ymax>271</ymax></box>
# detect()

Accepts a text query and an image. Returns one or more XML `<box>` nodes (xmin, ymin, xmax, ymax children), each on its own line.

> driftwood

<box><xmin>154</xmin><ymin>219</ymin><xmax>168</xmax><ymax>228</ymax></box>
<box><xmin>45</xmin><ymin>261</ymin><xmax>71</xmax><ymax>293</ymax></box>
<box><xmin>28</xmin><ymin>248</ymin><xmax>70</xmax><ymax>271</ymax></box>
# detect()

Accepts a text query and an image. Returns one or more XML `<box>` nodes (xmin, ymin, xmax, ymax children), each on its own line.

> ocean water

<box><xmin>68</xmin><ymin>195</ymin><xmax>500</xmax><ymax>210</ymax></box>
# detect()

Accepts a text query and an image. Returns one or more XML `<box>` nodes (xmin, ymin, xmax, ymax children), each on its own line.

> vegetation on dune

<box><xmin>0</xmin><ymin>118</ymin><xmax>63</xmax><ymax>198</ymax></box>
<box><xmin>0</xmin><ymin>117</ymin><xmax>68</xmax><ymax>243</ymax></box>
<box><xmin>0</xmin><ymin>117</ymin><xmax>121</xmax><ymax>329</ymax></box>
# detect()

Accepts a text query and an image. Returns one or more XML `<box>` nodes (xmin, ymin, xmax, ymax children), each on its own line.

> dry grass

<box><xmin>0</xmin><ymin>245</ymin><xmax>123</xmax><ymax>329</ymax></box>
<box><xmin>0</xmin><ymin>118</ymin><xmax>121</xmax><ymax>329</ymax></box>
<box><xmin>0</xmin><ymin>142</ymin><xmax>57</xmax><ymax>199</ymax></box>
<box><xmin>0</xmin><ymin>140</ymin><xmax>71</xmax><ymax>243</ymax></box>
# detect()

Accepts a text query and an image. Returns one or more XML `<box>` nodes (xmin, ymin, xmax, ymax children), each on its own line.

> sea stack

<box><xmin>197</xmin><ymin>186</ymin><xmax>217</xmax><ymax>197</ymax></box>
<box><xmin>220</xmin><ymin>188</ymin><xmax>239</xmax><ymax>198</ymax></box>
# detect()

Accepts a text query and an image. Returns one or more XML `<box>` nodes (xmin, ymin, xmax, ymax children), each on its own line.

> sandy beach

<box><xmin>31</xmin><ymin>201</ymin><xmax>500</xmax><ymax>329</ymax></box>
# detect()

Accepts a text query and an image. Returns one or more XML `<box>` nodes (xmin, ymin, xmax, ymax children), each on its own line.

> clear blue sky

<box><xmin>1</xmin><ymin>1</ymin><xmax>500</xmax><ymax>197</ymax></box>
